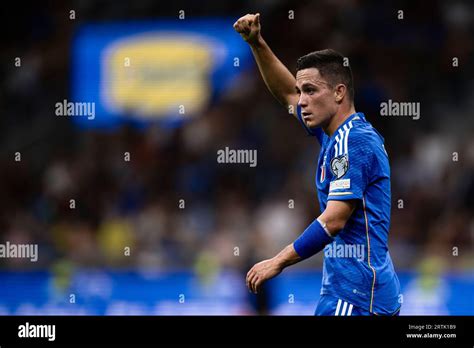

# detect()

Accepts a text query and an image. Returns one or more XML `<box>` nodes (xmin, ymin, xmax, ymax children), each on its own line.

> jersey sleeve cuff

<box><xmin>327</xmin><ymin>191</ymin><xmax>362</xmax><ymax>201</ymax></box>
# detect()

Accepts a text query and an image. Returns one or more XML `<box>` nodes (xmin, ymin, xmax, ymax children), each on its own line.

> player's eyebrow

<box><xmin>296</xmin><ymin>82</ymin><xmax>318</xmax><ymax>92</ymax></box>
<box><xmin>301</xmin><ymin>82</ymin><xmax>317</xmax><ymax>89</ymax></box>
<box><xmin>296</xmin><ymin>80</ymin><xmax>331</xmax><ymax>93</ymax></box>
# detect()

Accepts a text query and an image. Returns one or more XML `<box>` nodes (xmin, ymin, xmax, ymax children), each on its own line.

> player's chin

<box><xmin>305</xmin><ymin>119</ymin><xmax>320</xmax><ymax>129</ymax></box>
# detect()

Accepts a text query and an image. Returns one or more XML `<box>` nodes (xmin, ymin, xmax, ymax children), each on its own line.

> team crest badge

<box><xmin>330</xmin><ymin>155</ymin><xmax>349</xmax><ymax>179</ymax></box>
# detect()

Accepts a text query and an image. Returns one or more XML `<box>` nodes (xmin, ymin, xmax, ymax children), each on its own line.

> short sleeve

<box><xmin>327</xmin><ymin>131</ymin><xmax>371</xmax><ymax>201</ymax></box>
<box><xmin>296</xmin><ymin>105</ymin><xmax>324</xmax><ymax>144</ymax></box>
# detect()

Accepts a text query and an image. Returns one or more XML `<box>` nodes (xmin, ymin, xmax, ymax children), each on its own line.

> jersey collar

<box><xmin>329</xmin><ymin>112</ymin><xmax>365</xmax><ymax>140</ymax></box>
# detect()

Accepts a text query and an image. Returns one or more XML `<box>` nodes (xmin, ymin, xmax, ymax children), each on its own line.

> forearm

<box><xmin>249</xmin><ymin>36</ymin><xmax>297</xmax><ymax>108</ymax></box>
<box><xmin>272</xmin><ymin>243</ymin><xmax>302</xmax><ymax>269</ymax></box>
<box><xmin>291</xmin><ymin>201</ymin><xmax>356</xmax><ymax>260</ymax></box>
<box><xmin>272</xmin><ymin>218</ymin><xmax>336</xmax><ymax>270</ymax></box>
<box><xmin>293</xmin><ymin>218</ymin><xmax>334</xmax><ymax>260</ymax></box>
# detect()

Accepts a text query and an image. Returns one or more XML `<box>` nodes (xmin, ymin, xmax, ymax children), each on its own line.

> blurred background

<box><xmin>0</xmin><ymin>0</ymin><xmax>473</xmax><ymax>315</ymax></box>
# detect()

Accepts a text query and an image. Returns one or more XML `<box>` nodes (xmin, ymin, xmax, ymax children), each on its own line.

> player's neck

<box><xmin>324</xmin><ymin>106</ymin><xmax>356</xmax><ymax>137</ymax></box>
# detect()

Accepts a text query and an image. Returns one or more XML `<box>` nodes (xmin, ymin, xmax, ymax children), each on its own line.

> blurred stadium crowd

<box><xmin>0</xmin><ymin>0</ymin><xmax>473</xmax><ymax>280</ymax></box>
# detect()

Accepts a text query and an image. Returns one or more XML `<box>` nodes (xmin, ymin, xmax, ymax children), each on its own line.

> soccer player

<box><xmin>234</xmin><ymin>13</ymin><xmax>401</xmax><ymax>315</ymax></box>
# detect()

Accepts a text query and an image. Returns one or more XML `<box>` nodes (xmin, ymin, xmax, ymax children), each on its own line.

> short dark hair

<box><xmin>296</xmin><ymin>49</ymin><xmax>354</xmax><ymax>101</ymax></box>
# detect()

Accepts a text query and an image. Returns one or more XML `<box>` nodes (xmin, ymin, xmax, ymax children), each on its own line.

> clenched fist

<box><xmin>233</xmin><ymin>13</ymin><xmax>261</xmax><ymax>45</ymax></box>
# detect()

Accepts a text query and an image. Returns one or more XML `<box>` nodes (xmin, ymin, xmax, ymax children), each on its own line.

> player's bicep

<box><xmin>319</xmin><ymin>200</ymin><xmax>357</xmax><ymax>236</ymax></box>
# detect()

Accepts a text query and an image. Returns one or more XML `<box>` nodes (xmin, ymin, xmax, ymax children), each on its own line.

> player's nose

<box><xmin>298</xmin><ymin>94</ymin><xmax>308</xmax><ymax>107</ymax></box>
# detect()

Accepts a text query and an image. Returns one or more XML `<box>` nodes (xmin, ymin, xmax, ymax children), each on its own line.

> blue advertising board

<box><xmin>0</xmin><ymin>270</ymin><xmax>472</xmax><ymax>315</ymax></box>
<box><xmin>71</xmin><ymin>19</ymin><xmax>252</xmax><ymax>129</ymax></box>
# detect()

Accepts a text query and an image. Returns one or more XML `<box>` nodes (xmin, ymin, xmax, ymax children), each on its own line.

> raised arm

<box><xmin>233</xmin><ymin>13</ymin><xmax>299</xmax><ymax>117</ymax></box>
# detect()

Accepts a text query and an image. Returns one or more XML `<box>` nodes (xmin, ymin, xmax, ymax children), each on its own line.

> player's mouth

<box><xmin>301</xmin><ymin>111</ymin><xmax>312</xmax><ymax>121</ymax></box>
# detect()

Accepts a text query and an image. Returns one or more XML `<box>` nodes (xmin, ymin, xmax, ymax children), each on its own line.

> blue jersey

<box><xmin>297</xmin><ymin>106</ymin><xmax>401</xmax><ymax>315</ymax></box>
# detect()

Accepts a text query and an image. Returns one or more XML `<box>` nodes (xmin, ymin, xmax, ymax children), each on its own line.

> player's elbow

<box><xmin>325</xmin><ymin>217</ymin><xmax>348</xmax><ymax>236</ymax></box>
<box><xmin>320</xmin><ymin>200</ymin><xmax>357</xmax><ymax>236</ymax></box>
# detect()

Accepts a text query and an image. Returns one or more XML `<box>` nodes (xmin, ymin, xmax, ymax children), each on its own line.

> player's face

<box><xmin>295</xmin><ymin>68</ymin><xmax>337</xmax><ymax>129</ymax></box>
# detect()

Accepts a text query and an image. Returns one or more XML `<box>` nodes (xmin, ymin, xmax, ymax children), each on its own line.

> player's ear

<box><xmin>334</xmin><ymin>84</ymin><xmax>346</xmax><ymax>104</ymax></box>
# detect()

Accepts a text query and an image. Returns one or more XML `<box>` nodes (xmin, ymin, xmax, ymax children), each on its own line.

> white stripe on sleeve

<box><xmin>338</xmin><ymin>129</ymin><xmax>344</xmax><ymax>155</ymax></box>
<box><xmin>341</xmin><ymin>301</ymin><xmax>348</xmax><ymax>316</ymax></box>
<box><xmin>335</xmin><ymin>299</ymin><xmax>342</xmax><ymax>316</ymax></box>
<box><xmin>345</xmin><ymin>121</ymin><xmax>354</xmax><ymax>154</ymax></box>
<box><xmin>347</xmin><ymin>304</ymin><xmax>354</xmax><ymax>316</ymax></box>
<box><xmin>342</xmin><ymin>125</ymin><xmax>349</xmax><ymax>154</ymax></box>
